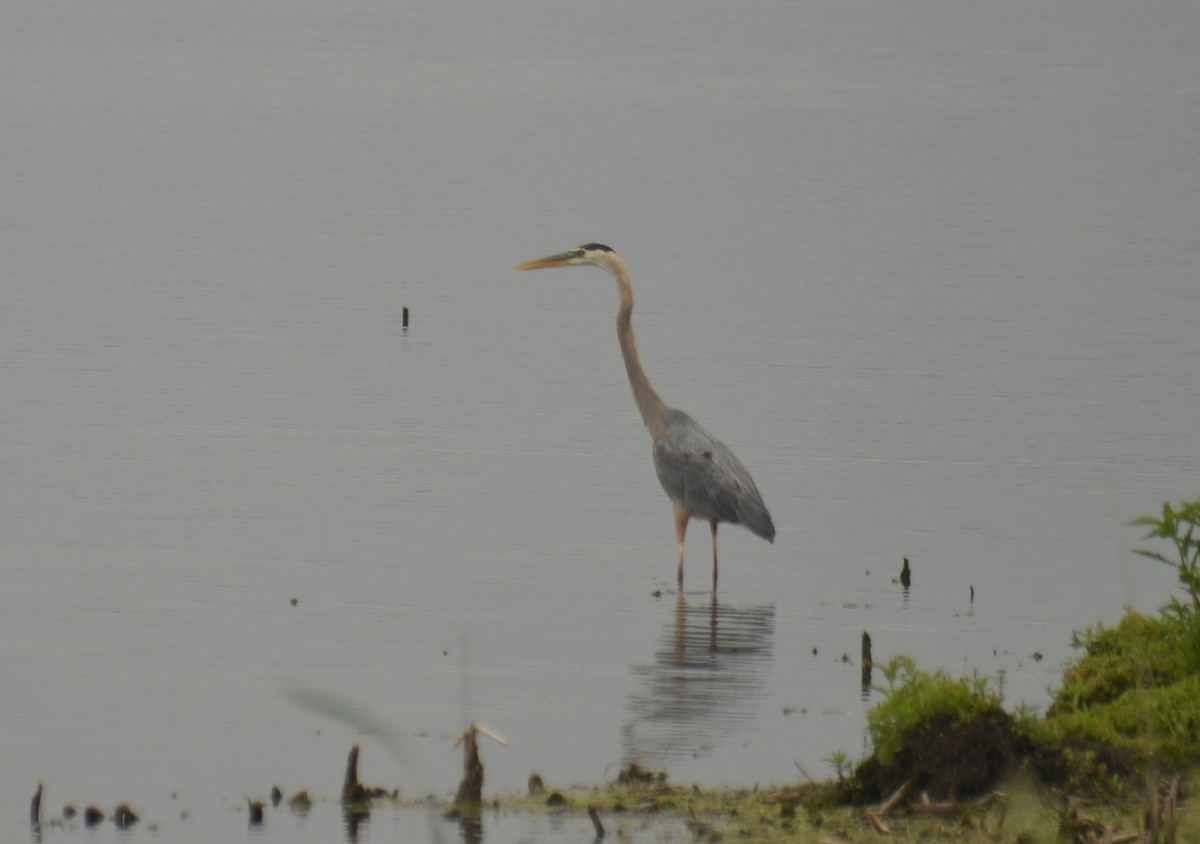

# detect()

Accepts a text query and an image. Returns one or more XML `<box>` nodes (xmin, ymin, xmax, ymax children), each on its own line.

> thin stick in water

<box><xmin>587</xmin><ymin>805</ymin><xmax>605</xmax><ymax>838</ymax></box>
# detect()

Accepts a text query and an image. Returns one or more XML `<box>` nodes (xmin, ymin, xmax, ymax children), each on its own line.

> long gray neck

<box><xmin>610</xmin><ymin>256</ymin><xmax>670</xmax><ymax>439</ymax></box>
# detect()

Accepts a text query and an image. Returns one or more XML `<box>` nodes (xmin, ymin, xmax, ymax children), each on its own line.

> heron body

<box><xmin>515</xmin><ymin>243</ymin><xmax>775</xmax><ymax>593</ymax></box>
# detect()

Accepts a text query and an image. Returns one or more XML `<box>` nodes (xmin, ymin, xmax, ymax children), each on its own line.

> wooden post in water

<box><xmin>402</xmin><ymin>307</ymin><xmax>409</xmax><ymax>329</ymax></box>
<box><xmin>30</xmin><ymin>783</ymin><xmax>42</xmax><ymax>829</ymax></box>
<box><xmin>588</xmin><ymin>805</ymin><xmax>606</xmax><ymax>838</ymax></box>
<box><xmin>861</xmin><ymin>631</ymin><xmax>873</xmax><ymax>693</ymax></box>
<box><xmin>452</xmin><ymin>723</ymin><xmax>508</xmax><ymax>812</ymax></box>
<box><xmin>342</xmin><ymin>744</ymin><xmax>367</xmax><ymax>805</ymax></box>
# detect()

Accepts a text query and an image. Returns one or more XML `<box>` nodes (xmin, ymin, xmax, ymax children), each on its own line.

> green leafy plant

<box><xmin>1131</xmin><ymin>499</ymin><xmax>1200</xmax><ymax>610</ymax></box>
<box><xmin>823</xmin><ymin>749</ymin><xmax>851</xmax><ymax>782</ymax></box>
<box><xmin>1010</xmin><ymin>701</ymin><xmax>1039</xmax><ymax>722</ymax></box>
<box><xmin>1056</xmin><ymin>612</ymin><xmax>1196</xmax><ymax>712</ymax></box>
<box><xmin>867</xmin><ymin>656</ymin><xmax>1006</xmax><ymax>766</ymax></box>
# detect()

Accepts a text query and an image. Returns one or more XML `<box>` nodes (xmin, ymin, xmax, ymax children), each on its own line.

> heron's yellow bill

<box><xmin>514</xmin><ymin>252</ymin><xmax>575</xmax><ymax>271</ymax></box>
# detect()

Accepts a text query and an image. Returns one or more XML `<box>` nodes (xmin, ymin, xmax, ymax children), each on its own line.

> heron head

<box><xmin>514</xmin><ymin>243</ymin><xmax>616</xmax><ymax>271</ymax></box>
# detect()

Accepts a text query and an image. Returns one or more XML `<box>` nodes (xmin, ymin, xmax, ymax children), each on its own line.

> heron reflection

<box><xmin>622</xmin><ymin>596</ymin><xmax>774</xmax><ymax>768</ymax></box>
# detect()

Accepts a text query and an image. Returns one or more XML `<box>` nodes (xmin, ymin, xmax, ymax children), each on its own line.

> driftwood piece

<box><xmin>875</xmin><ymin>779</ymin><xmax>912</xmax><ymax>815</ymax></box>
<box><xmin>869</xmin><ymin>782</ymin><xmax>1010</xmax><ymax>834</ymax></box>
<box><xmin>865</xmin><ymin>779</ymin><xmax>910</xmax><ymax>831</ymax></box>
<box><xmin>1082</xmin><ymin>828</ymin><xmax>1138</xmax><ymax>844</ymax></box>
<box><xmin>913</xmin><ymin>790</ymin><xmax>1009</xmax><ymax>826</ymax></box>
<box><xmin>1059</xmin><ymin>780</ymin><xmax>1185</xmax><ymax>844</ymax></box>
<box><xmin>1143</xmin><ymin>777</ymin><xmax>1180</xmax><ymax>844</ymax></box>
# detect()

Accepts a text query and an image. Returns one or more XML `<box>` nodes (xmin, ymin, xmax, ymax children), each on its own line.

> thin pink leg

<box><xmin>673</xmin><ymin>506</ymin><xmax>690</xmax><ymax>589</ymax></box>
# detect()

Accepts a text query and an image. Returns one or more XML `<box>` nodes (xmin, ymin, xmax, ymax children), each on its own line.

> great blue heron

<box><xmin>515</xmin><ymin>243</ymin><xmax>775</xmax><ymax>593</ymax></box>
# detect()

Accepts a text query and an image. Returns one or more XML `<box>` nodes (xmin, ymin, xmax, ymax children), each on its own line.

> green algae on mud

<box><xmin>471</xmin><ymin>774</ymin><xmax>1190</xmax><ymax>844</ymax></box>
<box><xmin>493</xmin><ymin>768</ymin><xmax>1200</xmax><ymax>844</ymax></box>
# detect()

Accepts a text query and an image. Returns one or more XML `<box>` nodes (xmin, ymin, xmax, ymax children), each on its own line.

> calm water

<box><xmin>2</xmin><ymin>0</ymin><xmax>1198</xmax><ymax>841</ymax></box>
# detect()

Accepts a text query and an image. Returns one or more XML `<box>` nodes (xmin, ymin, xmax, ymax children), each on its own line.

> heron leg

<box><xmin>673</xmin><ymin>505</ymin><xmax>690</xmax><ymax>589</ymax></box>
<box><xmin>709</xmin><ymin>519</ymin><xmax>719</xmax><ymax>594</ymax></box>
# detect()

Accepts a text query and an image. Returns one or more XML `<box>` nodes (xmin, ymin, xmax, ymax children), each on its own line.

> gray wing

<box><xmin>652</xmin><ymin>409</ymin><xmax>775</xmax><ymax>542</ymax></box>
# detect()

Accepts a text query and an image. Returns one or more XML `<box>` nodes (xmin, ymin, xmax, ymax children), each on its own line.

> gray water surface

<box><xmin>2</xmin><ymin>0</ymin><xmax>1198</xmax><ymax>841</ymax></box>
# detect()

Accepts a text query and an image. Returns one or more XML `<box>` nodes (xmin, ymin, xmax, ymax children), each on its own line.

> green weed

<box><xmin>1132</xmin><ymin>498</ymin><xmax>1200</xmax><ymax>611</ymax></box>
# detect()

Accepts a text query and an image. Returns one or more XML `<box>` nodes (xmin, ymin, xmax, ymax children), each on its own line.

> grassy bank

<box><xmin>470</xmin><ymin>499</ymin><xmax>1200</xmax><ymax>841</ymax></box>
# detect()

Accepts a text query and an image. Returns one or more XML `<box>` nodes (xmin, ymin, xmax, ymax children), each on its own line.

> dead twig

<box><xmin>911</xmin><ymin>790</ymin><xmax>1007</xmax><ymax>816</ymax></box>
<box><xmin>872</xmin><ymin>779</ymin><xmax>912</xmax><ymax>817</ymax></box>
<box><xmin>867</xmin><ymin>812</ymin><xmax>891</xmax><ymax>834</ymax></box>
<box><xmin>865</xmin><ymin>778</ymin><xmax>911</xmax><ymax>832</ymax></box>
<box><xmin>870</xmin><ymin>787</ymin><xmax>1009</xmax><ymax>835</ymax></box>
<box><xmin>453</xmin><ymin>722</ymin><xmax>509</xmax><ymax>749</ymax></box>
